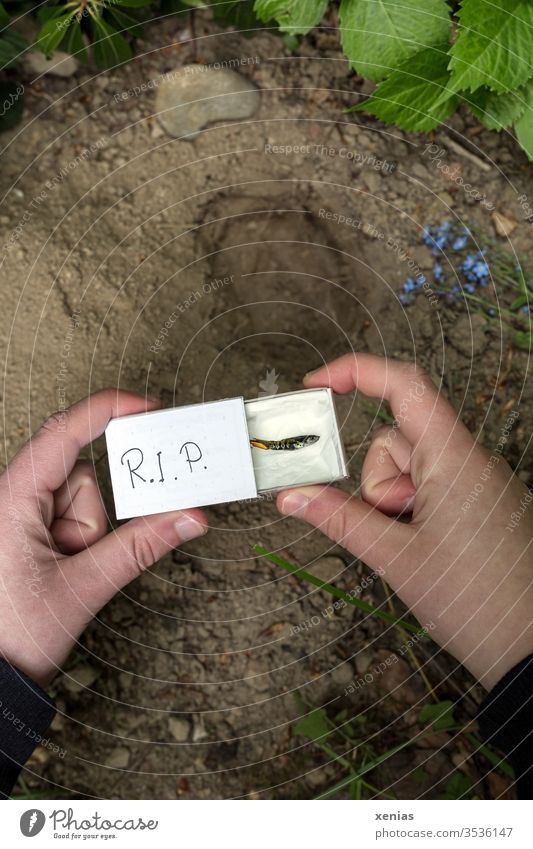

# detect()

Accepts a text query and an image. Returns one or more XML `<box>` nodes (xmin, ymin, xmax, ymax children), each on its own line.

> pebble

<box><xmin>155</xmin><ymin>66</ymin><xmax>260</xmax><ymax>140</ymax></box>
<box><xmin>331</xmin><ymin>662</ymin><xmax>354</xmax><ymax>686</ymax></box>
<box><xmin>106</xmin><ymin>747</ymin><xmax>130</xmax><ymax>769</ymax></box>
<box><xmin>23</xmin><ymin>50</ymin><xmax>79</xmax><ymax>78</ymax></box>
<box><xmin>491</xmin><ymin>210</ymin><xmax>517</xmax><ymax>237</ymax></box>
<box><xmin>191</xmin><ymin>716</ymin><xmax>209</xmax><ymax>742</ymax></box>
<box><xmin>63</xmin><ymin>665</ymin><xmax>99</xmax><ymax>694</ymax></box>
<box><xmin>308</xmin><ymin>555</ymin><xmax>345</xmax><ymax>584</ymax></box>
<box><xmin>169</xmin><ymin>717</ymin><xmax>191</xmax><ymax>742</ymax></box>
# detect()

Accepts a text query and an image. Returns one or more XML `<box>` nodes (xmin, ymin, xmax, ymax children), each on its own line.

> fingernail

<box><xmin>304</xmin><ymin>365</ymin><xmax>324</xmax><ymax>379</ymax></box>
<box><xmin>280</xmin><ymin>491</ymin><xmax>309</xmax><ymax>516</ymax></box>
<box><xmin>175</xmin><ymin>514</ymin><xmax>206</xmax><ymax>542</ymax></box>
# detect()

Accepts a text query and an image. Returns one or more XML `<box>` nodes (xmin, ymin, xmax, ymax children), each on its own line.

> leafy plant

<box><xmin>2</xmin><ymin>1</ymin><xmax>532</xmax><ymax>156</ymax></box>
<box><xmin>262</xmin><ymin>0</ymin><xmax>532</xmax><ymax>159</ymax></box>
<box><xmin>293</xmin><ymin>692</ymin><xmax>514</xmax><ymax>799</ymax></box>
<box><xmin>400</xmin><ymin>220</ymin><xmax>532</xmax><ymax>352</ymax></box>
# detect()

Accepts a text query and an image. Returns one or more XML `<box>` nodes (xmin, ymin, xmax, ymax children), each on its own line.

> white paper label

<box><xmin>105</xmin><ymin>398</ymin><xmax>258</xmax><ymax>519</ymax></box>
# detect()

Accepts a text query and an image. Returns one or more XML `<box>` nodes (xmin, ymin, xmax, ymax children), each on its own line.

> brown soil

<box><xmin>1</xmin><ymin>10</ymin><xmax>531</xmax><ymax>800</ymax></box>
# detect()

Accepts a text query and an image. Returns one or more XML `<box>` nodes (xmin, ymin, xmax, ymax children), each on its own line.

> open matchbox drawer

<box><xmin>105</xmin><ymin>387</ymin><xmax>348</xmax><ymax>520</ymax></box>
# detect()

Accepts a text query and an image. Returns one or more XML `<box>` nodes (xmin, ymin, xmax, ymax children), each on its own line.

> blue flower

<box><xmin>415</xmin><ymin>274</ymin><xmax>426</xmax><ymax>287</ymax></box>
<box><xmin>422</xmin><ymin>226</ymin><xmax>434</xmax><ymax>246</ymax></box>
<box><xmin>472</xmin><ymin>261</ymin><xmax>489</xmax><ymax>279</ymax></box>
<box><xmin>520</xmin><ymin>305</ymin><xmax>530</xmax><ymax>315</ymax></box>
<box><xmin>486</xmin><ymin>307</ymin><xmax>497</xmax><ymax>317</ymax></box>
<box><xmin>462</xmin><ymin>254</ymin><xmax>476</xmax><ymax>272</ymax></box>
<box><xmin>432</xmin><ymin>263</ymin><xmax>444</xmax><ymax>282</ymax></box>
<box><xmin>399</xmin><ymin>293</ymin><xmax>413</xmax><ymax>306</ymax></box>
<box><xmin>464</xmin><ymin>283</ymin><xmax>476</xmax><ymax>294</ymax></box>
<box><xmin>452</xmin><ymin>235</ymin><xmax>468</xmax><ymax>251</ymax></box>
<box><xmin>403</xmin><ymin>277</ymin><xmax>416</xmax><ymax>293</ymax></box>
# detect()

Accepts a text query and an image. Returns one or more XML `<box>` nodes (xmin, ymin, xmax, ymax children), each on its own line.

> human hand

<box><xmin>277</xmin><ymin>354</ymin><xmax>533</xmax><ymax>690</ymax></box>
<box><xmin>0</xmin><ymin>390</ymin><xmax>208</xmax><ymax>689</ymax></box>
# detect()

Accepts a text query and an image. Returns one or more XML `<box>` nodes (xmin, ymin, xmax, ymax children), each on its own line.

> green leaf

<box><xmin>108</xmin><ymin>0</ymin><xmax>152</xmax><ymax>7</ymax></box>
<box><xmin>294</xmin><ymin>707</ymin><xmax>330</xmax><ymax>742</ymax></box>
<box><xmin>0</xmin><ymin>28</ymin><xmax>27</xmax><ymax>68</ymax></box>
<box><xmin>510</xmin><ymin>294</ymin><xmax>528</xmax><ymax>310</ymax></box>
<box><xmin>0</xmin><ymin>79</ymin><xmax>24</xmax><ymax>131</ymax></box>
<box><xmin>439</xmin><ymin>771</ymin><xmax>473</xmax><ymax>800</ymax></box>
<box><xmin>159</xmin><ymin>0</ymin><xmax>194</xmax><ymax>12</ymax></box>
<box><xmin>447</xmin><ymin>0</ymin><xmax>533</xmax><ymax>96</ymax></box>
<box><xmin>36</xmin><ymin>5</ymin><xmax>69</xmax><ymax>26</ymax></box>
<box><xmin>60</xmin><ymin>20</ymin><xmax>88</xmax><ymax>62</ymax></box>
<box><xmin>108</xmin><ymin>6</ymin><xmax>146</xmax><ymax>38</ymax></box>
<box><xmin>92</xmin><ymin>16</ymin><xmax>132</xmax><ymax>68</ymax></box>
<box><xmin>254</xmin><ymin>0</ymin><xmax>328</xmax><ymax>35</ymax></box>
<box><xmin>0</xmin><ymin>2</ymin><xmax>9</xmax><ymax>27</ymax></box>
<box><xmin>512</xmin><ymin>330</ymin><xmax>532</xmax><ymax>351</ymax></box>
<box><xmin>351</xmin><ymin>44</ymin><xmax>458</xmax><ymax>132</ymax></box>
<box><xmin>515</xmin><ymin>78</ymin><xmax>533</xmax><ymax>160</ymax></box>
<box><xmin>466</xmin><ymin>82</ymin><xmax>531</xmax><ymax>131</ymax></box>
<box><xmin>214</xmin><ymin>1</ymin><xmax>263</xmax><ymax>29</ymax></box>
<box><xmin>419</xmin><ymin>700</ymin><xmax>456</xmax><ymax>731</ymax></box>
<box><xmin>340</xmin><ymin>0</ymin><xmax>450</xmax><ymax>83</ymax></box>
<box><xmin>37</xmin><ymin>13</ymin><xmax>75</xmax><ymax>57</ymax></box>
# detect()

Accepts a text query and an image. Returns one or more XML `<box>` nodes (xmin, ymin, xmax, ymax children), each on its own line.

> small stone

<box><xmin>155</xmin><ymin>65</ymin><xmax>260</xmax><ymax>140</ymax></box>
<box><xmin>307</xmin><ymin>556</ymin><xmax>344</xmax><ymax>584</ymax></box>
<box><xmin>436</xmin><ymin>190</ymin><xmax>454</xmax><ymax>207</ymax></box>
<box><xmin>361</xmin><ymin>170</ymin><xmax>380</xmax><ymax>193</ymax></box>
<box><xmin>23</xmin><ymin>50</ymin><xmax>79</xmax><ymax>78</ymax></box>
<box><xmin>27</xmin><ymin>746</ymin><xmax>50</xmax><ymax>767</ymax></box>
<box><xmin>106</xmin><ymin>747</ymin><xmax>130</xmax><ymax>769</ymax></box>
<box><xmin>331</xmin><ymin>662</ymin><xmax>354</xmax><ymax>686</ymax></box>
<box><xmin>355</xmin><ymin>649</ymin><xmax>373</xmax><ymax>674</ymax></box>
<box><xmin>492</xmin><ymin>210</ymin><xmax>517</xmax><ymax>237</ymax></box>
<box><xmin>63</xmin><ymin>665</ymin><xmax>99</xmax><ymax>694</ymax></box>
<box><xmin>191</xmin><ymin>716</ymin><xmax>208</xmax><ymax>742</ymax></box>
<box><xmin>169</xmin><ymin>717</ymin><xmax>191</xmax><ymax>742</ymax></box>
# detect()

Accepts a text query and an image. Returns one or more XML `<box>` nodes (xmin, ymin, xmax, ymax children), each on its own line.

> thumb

<box><xmin>277</xmin><ymin>486</ymin><xmax>412</xmax><ymax>572</ymax></box>
<box><xmin>68</xmin><ymin>509</ymin><xmax>208</xmax><ymax>611</ymax></box>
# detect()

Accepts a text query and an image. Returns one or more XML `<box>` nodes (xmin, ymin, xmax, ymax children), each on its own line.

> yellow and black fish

<box><xmin>250</xmin><ymin>435</ymin><xmax>320</xmax><ymax>451</ymax></box>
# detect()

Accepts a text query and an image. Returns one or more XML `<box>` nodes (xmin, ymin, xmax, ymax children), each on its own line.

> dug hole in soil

<box><xmin>1</xmin><ymin>11</ymin><xmax>532</xmax><ymax>799</ymax></box>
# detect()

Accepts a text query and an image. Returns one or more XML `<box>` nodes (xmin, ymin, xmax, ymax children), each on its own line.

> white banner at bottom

<box><xmin>3</xmin><ymin>799</ymin><xmax>529</xmax><ymax>848</ymax></box>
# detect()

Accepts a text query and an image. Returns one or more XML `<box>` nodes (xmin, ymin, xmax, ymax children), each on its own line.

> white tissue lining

<box><xmin>244</xmin><ymin>388</ymin><xmax>347</xmax><ymax>492</ymax></box>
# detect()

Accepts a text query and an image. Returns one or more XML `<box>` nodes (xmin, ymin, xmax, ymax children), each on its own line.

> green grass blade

<box><xmin>316</xmin><ymin>737</ymin><xmax>414</xmax><ymax>799</ymax></box>
<box><xmin>254</xmin><ymin>544</ymin><xmax>421</xmax><ymax>635</ymax></box>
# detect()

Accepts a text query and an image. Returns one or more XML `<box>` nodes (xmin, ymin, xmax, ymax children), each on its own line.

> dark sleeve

<box><xmin>477</xmin><ymin>654</ymin><xmax>533</xmax><ymax>799</ymax></box>
<box><xmin>0</xmin><ymin>658</ymin><xmax>56</xmax><ymax>799</ymax></box>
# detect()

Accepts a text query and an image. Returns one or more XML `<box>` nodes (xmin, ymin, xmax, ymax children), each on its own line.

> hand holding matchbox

<box><xmin>105</xmin><ymin>388</ymin><xmax>348</xmax><ymax>519</ymax></box>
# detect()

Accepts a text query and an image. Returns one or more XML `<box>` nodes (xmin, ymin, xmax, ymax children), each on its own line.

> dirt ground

<box><xmin>1</xmin><ymin>10</ymin><xmax>532</xmax><ymax>799</ymax></box>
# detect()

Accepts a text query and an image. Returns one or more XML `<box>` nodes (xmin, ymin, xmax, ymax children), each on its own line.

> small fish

<box><xmin>250</xmin><ymin>434</ymin><xmax>320</xmax><ymax>451</ymax></box>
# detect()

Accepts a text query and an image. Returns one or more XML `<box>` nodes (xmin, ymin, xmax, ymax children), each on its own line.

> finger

<box><xmin>361</xmin><ymin>426</ymin><xmax>416</xmax><ymax>515</ymax></box>
<box><xmin>51</xmin><ymin>461</ymin><xmax>108</xmax><ymax>554</ymax></box>
<box><xmin>8</xmin><ymin>389</ymin><xmax>160</xmax><ymax>495</ymax></box>
<box><xmin>277</xmin><ymin>485</ymin><xmax>412</xmax><ymax>571</ymax></box>
<box><xmin>303</xmin><ymin>354</ymin><xmax>471</xmax><ymax>459</ymax></box>
<box><xmin>67</xmin><ymin>508</ymin><xmax>208</xmax><ymax>612</ymax></box>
